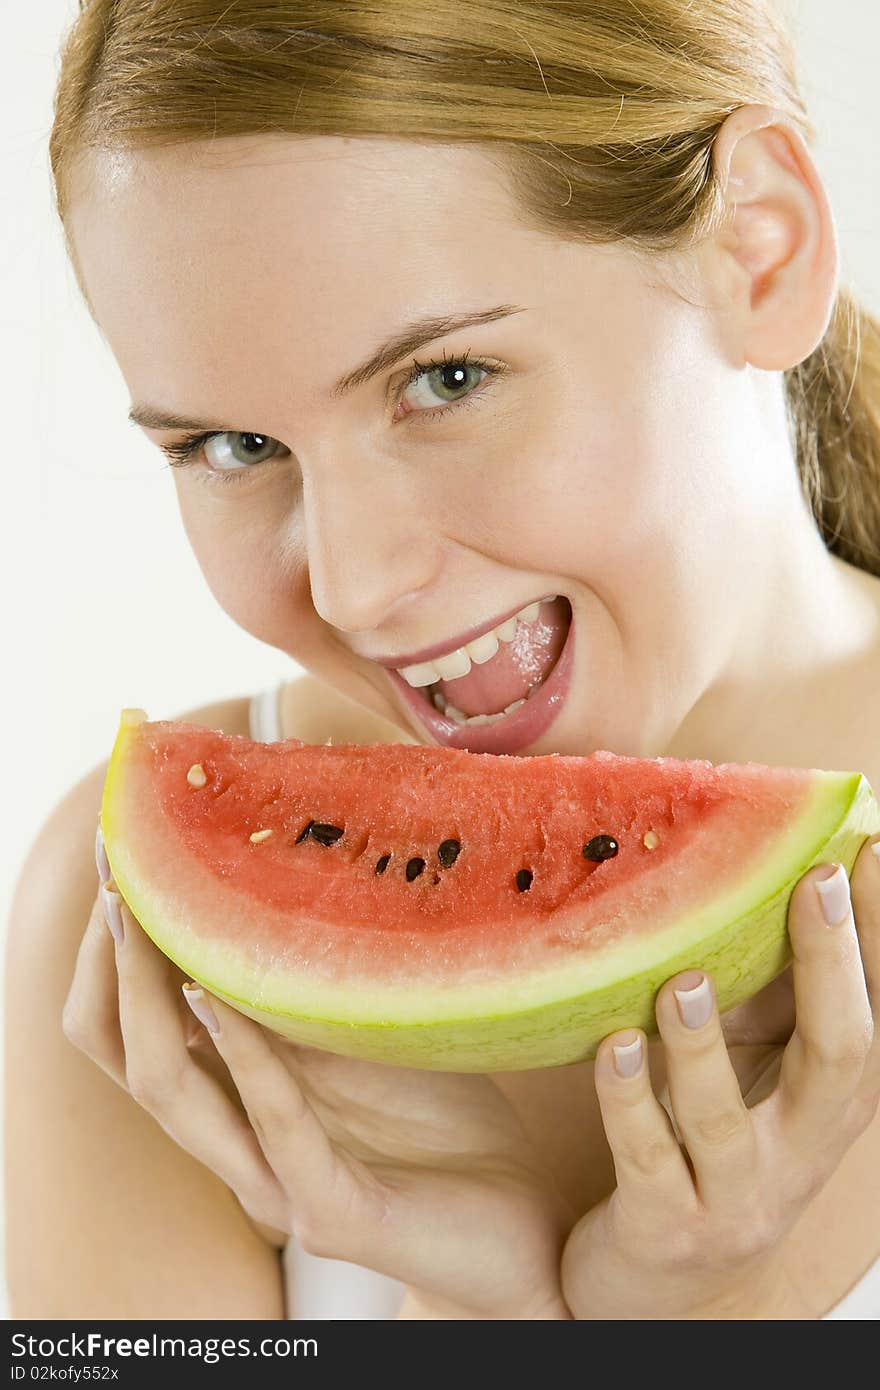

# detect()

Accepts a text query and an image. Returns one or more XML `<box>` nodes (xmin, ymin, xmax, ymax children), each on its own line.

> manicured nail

<box><xmin>100</xmin><ymin>881</ymin><xmax>124</xmax><ymax>945</ymax></box>
<box><xmin>815</xmin><ymin>863</ymin><xmax>851</xmax><ymax>927</ymax></box>
<box><xmin>95</xmin><ymin>823</ymin><xmax>110</xmax><ymax>882</ymax></box>
<box><xmin>612</xmin><ymin>1034</ymin><xmax>643</xmax><ymax>1078</ymax></box>
<box><xmin>674</xmin><ymin>971</ymin><xmax>713</xmax><ymax>1029</ymax></box>
<box><xmin>182</xmin><ymin>983</ymin><xmax>220</xmax><ymax>1036</ymax></box>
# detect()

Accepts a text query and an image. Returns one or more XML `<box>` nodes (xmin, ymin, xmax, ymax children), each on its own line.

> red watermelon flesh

<box><xmin>100</xmin><ymin>708</ymin><xmax>879</xmax><ymax>1070</ymax></box>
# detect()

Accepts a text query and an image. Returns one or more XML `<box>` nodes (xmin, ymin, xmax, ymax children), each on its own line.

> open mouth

<box><xmin>387</xmin><ymin>595</ymin><xmax>574</xmax><ymax>754</ymax></box>
<box><xmin>422</xmin><ymin>595</ymin><xmax>572</xmax><ymax>727</ymax></box>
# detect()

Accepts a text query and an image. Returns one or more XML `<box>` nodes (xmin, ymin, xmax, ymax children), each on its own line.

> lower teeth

<box><xmin>430</xmin><ymin>685</ymin><xmax>543</xmax><ymax>726</ymax></box>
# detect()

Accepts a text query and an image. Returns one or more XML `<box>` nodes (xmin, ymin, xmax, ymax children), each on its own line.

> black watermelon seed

<box><xmin>374</xmin><ymin>854</ymin><xmax>391</xmax><ymax>875</ymax></box>
<box><xmin>516</xmin><ymin>868</ymin><xmax>533</xmax><ymax>892</ymax></box>
<box><xmin>294</xmin><ymin>820</ymin><xmax>315</xmax><ymax>844</ymax></box>
<box><xmin>406</xmin><ymin>857</ymin><xmax>426</xmax><ymax>881</ymax></box>
<box><xmin>310</xmin><ymin>823</ymin><xmax>344</xmax><ymax>846</ymax></box>
<box><xmin>582</xmin><ymin>834</ymin><xmax>619</xmax><ymax>862</ymax></box>
<box><xmin>437</xmin><ymin>839</ymin><xmax>461</xmax><ymax>867</ymax></box>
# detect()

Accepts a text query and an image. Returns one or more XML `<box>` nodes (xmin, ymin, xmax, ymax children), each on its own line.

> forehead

<box><xmin>70</xmin><ymin>132</ymin><xmax>522</xmax><ymax>254</ymax></box>
<box><xmin>66</xmin><ymin>135</ymin><xmax>558</xmax><ymax>398</ymax></box>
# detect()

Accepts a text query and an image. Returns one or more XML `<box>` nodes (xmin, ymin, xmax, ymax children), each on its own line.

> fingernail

<box><xmin>871</xmin><ymin>839</ymin><xmax>880</xmax><ymax>863</ymax></box>
<box><xmin>95</xmin><ymin>823</ymin><xmax>110</xmax><ymax>882</ymax></box>
<box><xmin>612</xmin><ymin>1033</ymin><xmax>643</xmax><ymax>1078</ymax></box>
<box><xmin>182</xmin><ymin>983</ymin><xmax>220</xmax><ymax>1036</ymax></box>
<box><xmin>100</xmin><ymin>881</ymin><xmax>124</xmax><ymax>945</ymax></box>
<box><xmin>674</xmin><ymin>971</ymin><xmax>713</xmax><ymax>1029</ymax></box>
<box><xmin>815</xmin><ymin>863</ymin><xmax>851</xmax><ymax>927</ymax></box>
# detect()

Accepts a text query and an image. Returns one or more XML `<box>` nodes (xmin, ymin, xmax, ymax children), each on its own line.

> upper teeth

<box><xmin>397</xmin><ymin>596</ymin><xmax>559</xmax><ymax>687</ymax></box>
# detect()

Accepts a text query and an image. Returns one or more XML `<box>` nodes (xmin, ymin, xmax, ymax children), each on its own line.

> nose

<box><xmin>300</xmin><ymin>463</ymin><xmax>445</xmax><ymax>636</ymax></box>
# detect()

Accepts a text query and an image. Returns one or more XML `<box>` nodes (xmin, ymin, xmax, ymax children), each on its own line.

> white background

<box><xmin>2</xmin><ymin>0</ymin><xmax>878</xmax><ymax>1318</ymax></box>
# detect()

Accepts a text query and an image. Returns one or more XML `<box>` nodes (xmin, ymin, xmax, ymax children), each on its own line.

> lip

<box><xmin>387</xmin><ymin>598</ymin><xmax>575</xmax><ymax>754</ymax></box>
<box><xmin>369</xmin><ymin>593</ymin><xmax>559</xmax><ymax>670</ymax></box>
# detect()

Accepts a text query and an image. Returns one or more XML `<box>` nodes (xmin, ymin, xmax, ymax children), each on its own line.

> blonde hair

<box><xmin>50</xmin><ymin>0</ymin><xmax>880</xmax><ymax>572</ymax></box>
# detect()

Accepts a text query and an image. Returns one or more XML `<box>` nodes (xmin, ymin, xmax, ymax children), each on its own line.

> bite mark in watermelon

<box><xmin>100</xmin><ymin>708</ymin><xmax>880</xmax><ymax>1070</ymax></box>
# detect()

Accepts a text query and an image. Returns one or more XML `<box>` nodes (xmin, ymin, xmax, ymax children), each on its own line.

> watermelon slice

<box><xmin>100</xmin><ymin>708</ymin><xmax>880</xmax><ymax>1071</ymax></box>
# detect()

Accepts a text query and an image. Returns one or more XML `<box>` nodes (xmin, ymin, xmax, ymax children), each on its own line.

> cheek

<box><xmin>174</xmin><ymin>482</ymin><xmax>311</xmax><ymax>644</ymax></box>
<box><xmin>446</xmin><ymin>373</ymin><xmax>685</xmax><ymax>590</ymax></box>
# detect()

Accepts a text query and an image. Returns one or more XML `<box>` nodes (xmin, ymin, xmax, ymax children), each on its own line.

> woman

<box><xmin>6</xmin><ymin>0</ymin><xmax>879</xmax><ymax>1318</ymax></box>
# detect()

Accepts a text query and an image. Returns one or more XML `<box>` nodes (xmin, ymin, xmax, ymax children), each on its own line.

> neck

<box><xmin>665</xmin><ymin>493</ymin><xmax>880</xmax><ymax>767</ymax></box>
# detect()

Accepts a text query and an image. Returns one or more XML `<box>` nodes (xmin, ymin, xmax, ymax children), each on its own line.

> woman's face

<box><xmin>68</xmin><ymin>133</ymin><xmax>822</xmax><ymax>758</ymax></box>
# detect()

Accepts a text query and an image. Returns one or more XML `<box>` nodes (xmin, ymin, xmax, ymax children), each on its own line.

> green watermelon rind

<box><xmin>102</xmin><ymin>714</ymin><xmax>879</xmax><ymax>1070</ymax></box>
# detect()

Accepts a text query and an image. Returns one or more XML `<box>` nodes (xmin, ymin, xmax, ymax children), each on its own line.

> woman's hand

<box><xmin>62</xmin><ymin>828</ymin><xmax>575</xmax><ymax>1321</ymax></box>
<box><xmin>560</xmin><ymin>837</ymin><xmax>880</xmax><ymax>1320</ymax></box>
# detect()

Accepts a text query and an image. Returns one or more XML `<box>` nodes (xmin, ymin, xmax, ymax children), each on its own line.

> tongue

<box><xmin>434</xmin><ymin>597</ymin><xmax>570</xmax><ymax>717</ymax></box>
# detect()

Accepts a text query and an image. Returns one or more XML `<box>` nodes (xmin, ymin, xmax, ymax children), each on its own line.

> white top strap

<box><xmin>282</xmin><ymin>1239</ymin><xmax>406</xmax><ymax>1321</ymax></box>
<box><xmin>248</xmin><ymin>680</ymin><xmax>286</xmax><ymax>743</ymax></box>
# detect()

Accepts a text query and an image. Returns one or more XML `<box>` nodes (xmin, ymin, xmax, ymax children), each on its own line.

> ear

<box><xmin>710</xmin><ymin>103</ymin><xmax>839</xmax><ymax>370</ymax></box>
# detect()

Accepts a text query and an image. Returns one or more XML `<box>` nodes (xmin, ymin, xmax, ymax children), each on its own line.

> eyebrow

<box><xmin>127</xmin><ymin>303</ymin><xmax>529</xmax><ymax>432</ymax></box>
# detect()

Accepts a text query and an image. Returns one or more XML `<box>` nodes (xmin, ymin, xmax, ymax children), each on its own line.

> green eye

<box><xmin>401</xmin><ymin>359</ymin><xmax>489</xmax><ymax>411</ymax></box>
<box><xmin>203</xmin><ymin>432</ymin><xmax>284</xmax><ymax>470</ymax></box>
<box><xmin>160</xmin><ymin>429</ymin><xmax>288</xmax><ymax>483</ymax></box>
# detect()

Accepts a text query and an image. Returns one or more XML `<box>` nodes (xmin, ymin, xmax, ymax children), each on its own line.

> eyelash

<box><xmin>158</xmin><ymin>348</ymin><xmax>504</xmax><ymax>486</ymax></box>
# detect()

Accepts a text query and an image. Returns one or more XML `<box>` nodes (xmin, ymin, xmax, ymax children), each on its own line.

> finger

<box><xmin>656</xmin><ymin>970</ymin><xmax>758</xmax><ymax>1214</ymax></box>
<box><xmin>62</xmin><ymin>886</ymin><xmax>126</xmax><ymax>1088</ymax></box>
<box><xmin>113</xmin><ymin>899</ymin><xmax>288</xmax><ymax>1230</ymax></box>
<box><xmin>848</xmin><ymin>833</ymin><xmax>880</xmax><ymax>1107</ymax></box>
<box><xmin>593</xmin><ymin>1028</ymin><xmax>694</xmax><ymax>1210</ymax></box>
<box><xmin>773</xmin><ymin>861</ymin><xmax>873</xmax><ymax>1148</ymax></box>
<box><xmin>193</xmin><ymin>989</ymin><xmax>389</xmax><ymax>1255</ymax></box>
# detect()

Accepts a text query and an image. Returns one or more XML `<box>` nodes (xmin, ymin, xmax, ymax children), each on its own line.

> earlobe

<box><xmin>711</xmin><ymin>104</ymin><xmax>839</xmax><ymax>370</ymax></box>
